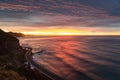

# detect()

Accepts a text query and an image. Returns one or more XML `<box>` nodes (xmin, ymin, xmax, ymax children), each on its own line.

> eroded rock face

<box><xmin>0</xmin><ymin>29</ymin><xmax>21</xmax><ymax>54</ymax></box>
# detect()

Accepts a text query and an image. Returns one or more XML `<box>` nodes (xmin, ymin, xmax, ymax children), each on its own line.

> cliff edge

<box><xmin>0</xmin><ymin>29</ymin><xmax>45</xmax><ymax>80</ymax></box>
<box><xmin>0</xmin><ymin>29</ymin><xmax>27</xmax><ymax>80</ymax></box>
<box><xmin>0</xmin><ymin>29</ymin><xmax>22</xmax><ymax>54</ymax></box>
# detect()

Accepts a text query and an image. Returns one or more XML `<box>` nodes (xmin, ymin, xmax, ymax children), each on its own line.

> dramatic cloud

<box><xmin>0</xmin><ymin>0</ymin><xmax>120</xmax><ymax>32</ymax></box>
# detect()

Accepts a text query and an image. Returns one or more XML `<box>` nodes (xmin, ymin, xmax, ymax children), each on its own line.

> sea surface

<box><xmin>19</xmin><ymin>36</ymin><xmax>120</xmax><ymax>80</ymax></box>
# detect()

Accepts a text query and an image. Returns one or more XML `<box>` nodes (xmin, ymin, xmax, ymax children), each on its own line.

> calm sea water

<box><xmin>19</xmin><ymin>36</ymin><xmax>120</xmax><ymax>80</ymax></box>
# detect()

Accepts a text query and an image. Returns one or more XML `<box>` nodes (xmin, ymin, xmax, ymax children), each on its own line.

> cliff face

<box><xmin>0</xmin><ymin>29</ymin><xmax>27</xmax><ymax>80</ymax></box>
<box><xmin>0</xmin><ymin>29</ymin><xmax>45</xmax><ymax>80</ymax></box>
<box><xmin>0</xmin><ymin>29</ymin><xmax>21</xmax><ymax>54</ymax></box>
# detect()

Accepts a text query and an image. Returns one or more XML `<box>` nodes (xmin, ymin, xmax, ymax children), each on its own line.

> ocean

<box><xmin>19</xmin><ymin>36</ymin><xmax>120</xmax><ymax>80</ymax></box>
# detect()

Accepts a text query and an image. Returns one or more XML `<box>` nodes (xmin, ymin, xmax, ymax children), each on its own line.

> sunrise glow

<box><xmin>16</xmin><ymin>29</ymin><xmax>120</xmax><ymax>36</ymax></box>
<box><xmin>1</xmin><ymin>27</ymin><xmax>120</xmax><ymax>36</ymax></box>
<box><xmin>22</xmin><ymin>32</ymin><xmax>120</xmax><ymax>36</ymax></box>
<box><xmin>0</xmin><ymin>0</ymin><xmax>120</xmax><ymax>36</ymax></box>
<box><xmin>0</xmin><ymin>0</ymin><xmax>120</xmax><ymax>80</ymax></box>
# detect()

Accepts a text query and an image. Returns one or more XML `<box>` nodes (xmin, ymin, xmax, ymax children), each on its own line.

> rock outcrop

<box><xmin>0</xmin><ymin>29</ymin><xmax>27</xmax><ymax>80</ymax></box>
<box><xmin>0</xmin><ymin>29</ymin><xmax>49</xmax><ymax>80</ymax></box>
<box><xmin>0</xmin><ymin>29</ymin><xmax>21</xmax><ymax>54</ymax></box>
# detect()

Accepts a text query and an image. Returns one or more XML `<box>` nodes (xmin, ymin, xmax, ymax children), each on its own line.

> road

<box><xmin>25</xmin><ymin>47</ymin><xmax>64</xmax><ymax>80</ymax></box>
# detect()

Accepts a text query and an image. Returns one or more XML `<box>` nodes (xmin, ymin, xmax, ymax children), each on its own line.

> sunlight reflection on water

<box><xmin>19</xmin><ymin>36</ymin><xmax>120</xmax><ymax>80</ymax></box>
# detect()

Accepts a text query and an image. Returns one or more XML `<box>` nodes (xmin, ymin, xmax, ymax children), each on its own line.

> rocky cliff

<box><xmin>0</xmin><ymin>29</ymin><xmax>27</xmax><ymax>80</ymax></box>
<box><xmin>0</xmin><ymin>29</ymin><xmax>44</xmax><ymax>80</ymax></box>
<box><xmin>0</xmin><ymin>29</ymin><xmax>21</xmax><ymax>54</ymax></box>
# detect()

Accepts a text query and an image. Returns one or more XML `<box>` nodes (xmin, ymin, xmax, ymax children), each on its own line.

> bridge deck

<box><xmin>25</xmin><ymin>47</ymin><xmax>64</xmax><ymax>80</ymax></box>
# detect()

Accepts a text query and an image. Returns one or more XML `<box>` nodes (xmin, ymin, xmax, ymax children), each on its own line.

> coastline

<box><xmin>0</xmin><ymin>29</ymin><xmax>51</xmax><ymax>80</ymax></box>
<box><xmin>25</xmin><ymin>47</ymin><xmax>63</xmax><ymax>80</ymax></box>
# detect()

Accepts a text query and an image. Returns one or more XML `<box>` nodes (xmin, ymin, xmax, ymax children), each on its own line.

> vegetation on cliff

<box><xmin>0</xmin><ymin>29</ymin><xmax>26</xmax><ymax>79</ymax></box>
<box><xmin>0</xmin><ymin>29</ymin><xmax>50</xmax><ymax>80</ymax></box>
<box><xmin>0</xmin><ymin>29</ymin><xmax>34</xmax><ymax>80</ymax></box>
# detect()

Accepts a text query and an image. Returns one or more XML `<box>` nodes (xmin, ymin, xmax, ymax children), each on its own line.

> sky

<box><xmin>0</xmin><ymin>0</ymin><xmax>120</xmax><ymax>35</ymax></box>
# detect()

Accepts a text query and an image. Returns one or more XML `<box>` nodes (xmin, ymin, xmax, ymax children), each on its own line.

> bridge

<box><xmin>24</xmin><ymin>47</ymin><xmax>64</xmax><ymax>80</ymax></box>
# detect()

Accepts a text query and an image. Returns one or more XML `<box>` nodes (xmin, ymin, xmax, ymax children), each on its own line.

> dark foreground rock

<box><xmin>0</xmin><ymin>29</ymin><xmax>27</xmax><ymax>79</ymax></box>
<box><xmin>0</xmin><ymin>29</ymin><xmax>22</xmax><ymax>54</ymax></box>
<box><xmin>0</xmin><ymin>29</ymin><xmax>42</xmax><ymax>80</ymax></box>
